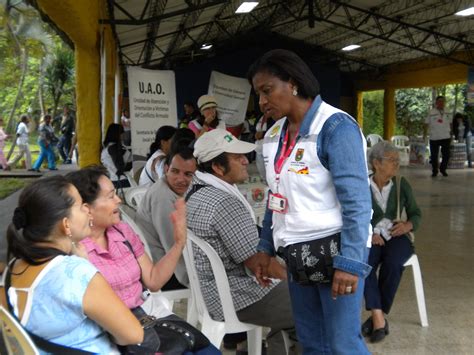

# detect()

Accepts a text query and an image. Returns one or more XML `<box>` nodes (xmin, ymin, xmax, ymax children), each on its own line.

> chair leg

<box><xmin>247</xmin><ymin>327</ymin><xmax>263</xmax><ymax>355</ymax></box>
<box><xmin>281</xmin><ymin>330</ymin><xmax>293</xmax><ymax>355</ymax></box>
<box><xmin>201</xmin><ymin>321</ymin><xmax>225</xmax><ymax>349</ymax></box>
<box><xmin>410</xmin><ymin>256</ymin><xmax>429</xmax><ymax>327</ymax></box>
<box><xmin>186</xmin><ymin>295</ymin><xmax>198</xmax><ymax>327</ymax></box>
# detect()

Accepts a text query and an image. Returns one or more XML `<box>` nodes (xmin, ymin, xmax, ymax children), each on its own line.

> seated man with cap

<box><xmin>188</xmin><ymin>95</ymin><xmax>226</xmax><ymax>137</ymax></box>
<box><xmin>186</xmin><ymin>129</ymin><xmax>295</xmax><ymax>354</ymax></box>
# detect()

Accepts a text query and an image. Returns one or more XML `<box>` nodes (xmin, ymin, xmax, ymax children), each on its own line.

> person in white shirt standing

<box><xmin>424</xmin><ymin>95</ymin><xmax>452</xmax><ymax>177</ymax></box>
<box><xmin>8</xmin><ymin>114</ymin><xmax>32</xmax><ymax>170</ymax></box>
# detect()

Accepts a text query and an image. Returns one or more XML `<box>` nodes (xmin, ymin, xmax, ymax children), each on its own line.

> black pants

<box><xmin>429</xmin><ymin>138</ymin><xmax>450</xmax><ymax>174</ymax></box>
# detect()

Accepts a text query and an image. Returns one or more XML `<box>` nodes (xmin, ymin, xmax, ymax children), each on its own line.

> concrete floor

<box><xmin>1</xmin><ymin>164</ymin><xmax>473</xmax><ymax>354</ymax></box>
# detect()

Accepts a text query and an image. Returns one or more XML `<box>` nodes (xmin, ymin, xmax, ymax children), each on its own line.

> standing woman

<box><xmin>188</xmin><ymin>95</ymin><xmax>226</xmax><ymax>137</ymax></box>
<box><xmin>139</xmin><ymin>125</ymin><xmax>177</xmax><ymax>186</ymax></box>
<box><xmin>8</xmin><ymin>114</ymin><xmax>32</xmax><ymax>170</ymax></box>
<box><xmin>0</xmin><ymin>176</ymin><xmax>143</xmax><ymax>353</ymax></box>
<box><xmin>31</xmin><ymin>114</ymin><xmax>58</xmax><ymax>172</ymax></box>
<box><xmin>248</xmin><ymin>49</ymin><xmax>372</xmax><ymax>354</ymax></box>
<box><xmin>452</xmin><ymin>112</ymin><xmax>472</xmax><ymax>168</ymax></box>
<box><xmin>101</xmin><ymin>123</ymin><xmax>132</xmax><ymax>188</ymax></box>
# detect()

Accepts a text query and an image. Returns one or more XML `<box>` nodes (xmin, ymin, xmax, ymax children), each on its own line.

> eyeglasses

<box><xmin>381</xmin><ymin>157</ymin><xmax>400</xmax><ymax>164</ymax></box>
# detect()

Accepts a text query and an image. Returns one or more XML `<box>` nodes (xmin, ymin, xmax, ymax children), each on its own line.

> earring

<box><xmin>89</xmin><ymin>219</ymin><xmax>94</xmax><ymax>228</ymax></box>
<box><xmin>67</xmin><ymin>233</ymin><xmax>75</xmax><ymax>248</ymax></box>
<box><xmin>292</xmin><ymin>87</ymin><xmax>298</xmax><ymax>96</ymax></box>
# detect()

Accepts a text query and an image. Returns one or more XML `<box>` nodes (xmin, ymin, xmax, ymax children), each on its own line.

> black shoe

<box><xmin>223</xmin><ymin>332</ymin><xmax>247</xmax><ymax>350</ymax></box>
<box><xmin>64</xmin><ymin>159</ymin><xmax>72</xmax><ymax>164</ymax></box>
<box><xmin>361</xmin><ymin>317</ymin><xmax>373</xmax><ymax>337</ymax></box>
<box><xmin>431</xmin><ymin>172</ymin><xmax>438</xmax><ymax>177</ymax></box>
<box><xmin>441</xmin><ymin>171</ymin><xmax>448</xmax><ymax>177</ymax></box>
<box><xmin>370</xmin><ymin>319</ymin><xmax>389</xmax><ymax>343</ymax></box>
<box><xmin>49</xmin><ymin>167</ymin><xmax>58</xmax><ymax>171</ymax></box>
<box><xmin>27</xmin><ymin>168</ymin><xmax>36</xmax><ymax>172</ymax></box>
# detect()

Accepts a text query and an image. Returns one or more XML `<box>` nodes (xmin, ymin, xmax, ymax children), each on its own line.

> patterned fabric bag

<box><xmin>279</xmin><ymin>233</ymin><xmax>341</xmax><ymax>285</ymax></box>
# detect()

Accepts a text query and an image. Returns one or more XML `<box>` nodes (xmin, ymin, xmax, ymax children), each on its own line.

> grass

<box><xmin>0</xmin><ymin>178</ymin><xmax>35</xmax><ymax>200</ymax></box>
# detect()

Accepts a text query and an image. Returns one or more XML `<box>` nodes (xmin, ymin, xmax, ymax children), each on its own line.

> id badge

<box><xmin>268</xmin><ymin>192</ymin><xmax>288</xmax><ymax>214</ymax></box>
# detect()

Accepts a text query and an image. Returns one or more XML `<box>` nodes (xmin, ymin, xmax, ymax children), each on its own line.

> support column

<box><xmin>383</xmin><ymin>88</ymin><xmax>396</xmax><ymax>140</ymax></box>
<box><xmin>356</xmin><ymin>91</ymin><xmax>364</xmax><ymax>127</ymax></box>
<box><xmin>75</xmin><ymin>46</ymin><xmax>101</xmax><ymax>166</ymax></box>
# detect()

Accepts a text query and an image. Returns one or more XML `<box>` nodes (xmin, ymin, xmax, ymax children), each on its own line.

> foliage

<box><xmin>0</xmin><ymin>178</ymin><xmax>34</xmax><ymax>200</ymax></box>
<box><xmin>363</xmin><ymin>84</ymin><xmax>469</xmax><ymax>138</ymax></box>
<box><xmin>362</xmin><ymin>90</ymin><xmax>384</xmax><ymax>136</ymax></box>
<box><xmin>395</xmin><ymin>88</ymin><xmax>431</xmax><ymax>137</ymax></box>
<box><xmin>0</xmin><ymin>1</ymin><xmax>75</xmax><ymax>134</ymax></box>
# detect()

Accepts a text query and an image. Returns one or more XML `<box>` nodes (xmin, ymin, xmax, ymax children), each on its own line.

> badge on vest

<box><xmin>295</xmin><ymin>148</ymin><xmax>304</xmax><ymax>161</ymax></box>
<box><xmin>268</xmin><ymin>192</ymin><xmax>288</xmax><ymax>213</ymax></box>
<box><xmin>269</xmin><ymin>125</ymin><xmax>280</xmax><ymax>137</ymax></box>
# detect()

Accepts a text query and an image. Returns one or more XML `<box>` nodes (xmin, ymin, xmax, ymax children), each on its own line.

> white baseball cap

<box><xmin>193</xmin><ymin>129</ymin><xmax>256</xmax><ymax>163</ymax></box>
<box><xmin>197</xmin><ymin>95</ymin><xmax>218</xmax><ymax>112</ymax></box>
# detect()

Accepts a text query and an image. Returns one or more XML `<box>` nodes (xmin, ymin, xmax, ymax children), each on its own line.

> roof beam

<box><xmin>99</xmin><ymin>0</ymin><xmax>227</xmax><ymax>25</ymax></box>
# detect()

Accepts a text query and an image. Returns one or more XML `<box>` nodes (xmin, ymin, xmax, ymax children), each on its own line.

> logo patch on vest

<box><xmin>289</xmin><ymin>166</ymin><xmax>309</xmax><ymax>174</ymax></box>
<box><xmin>295</xmin><ymin>148</ymin><xmax>304</xmax><ymax>161</ymax></box>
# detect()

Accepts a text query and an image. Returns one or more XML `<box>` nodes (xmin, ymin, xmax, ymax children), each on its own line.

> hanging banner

<box><xmin>467</xmin><ymin>67</ymin><xmax>474</xmax><ymax>106</ymax></box>
<box><xmin>208</xmin><ymin>71</ymin><xmax>251</xmax><ymax>126</ymax></box>
<box><xmin>127</xmin><ymin>67</ymin><xmax>177</xmax><ymax>160</ymax></box>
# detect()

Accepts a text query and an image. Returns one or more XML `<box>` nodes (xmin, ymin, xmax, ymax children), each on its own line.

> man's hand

<box><xmin>331</xmin><ymin>270</ymin><xmax>358</xmax><ymax>300</ymax></box>
<box><xmin>245</xmin><ymin>252</ymin><xmax>272</xmax><ymax>287</ymax></box>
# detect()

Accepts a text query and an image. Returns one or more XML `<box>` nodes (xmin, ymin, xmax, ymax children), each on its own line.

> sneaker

<box><xmin>441</xmin><ymin>171</ymin><xmax>448</xmax><ymax>177</ymax></box>
<box><xmin>49</xmin><ymin>167</ymin><xmax>58</xmax><ymax>171</ymax></box>
<box><xmin>64</xmin><ymin>159</ymin><xmax>72</xmax><ymax>164</ymax></box>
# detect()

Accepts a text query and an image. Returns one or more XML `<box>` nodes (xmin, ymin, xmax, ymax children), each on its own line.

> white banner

<box><xmin>127</xmin><ymin>67</ymin><xmax>177</xmax><ymax>160</ymax></box>
<box><xmin>208</xmin><ymin>71</ymin><xmax>251</xmax><ymax>126</ymax></box>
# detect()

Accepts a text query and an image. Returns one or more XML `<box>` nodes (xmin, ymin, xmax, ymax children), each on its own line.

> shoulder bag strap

<box><xmin>4</xmin><ymin>261</ymin><xmax>93</xmax><ymax>355</ymax></box>
<box><xmin>184</xmin><ymin>184</ymin><xmax>207</xmax><ymax>202</ymax></box>
<box><xmin>396</xmin><ymin>175</ymin><xmax>401</xmax><ymax>220</ymax></box>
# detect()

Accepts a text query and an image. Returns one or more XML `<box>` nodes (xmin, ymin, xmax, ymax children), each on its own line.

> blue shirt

<box><xmin>20</xmin><ymin>255</ymin><xmax>117</xmax><ymax>354</ymax></box>
<box><xmin>258</xmin><ymin>96</ymin><xmax>372</xmax><ymax>278</ymax></box>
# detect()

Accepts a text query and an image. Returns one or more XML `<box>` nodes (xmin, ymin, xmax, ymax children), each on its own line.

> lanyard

<box><xmin>275</xmin><ymin>126</ymin><xmax>299</xmax><ymax>178</ymax></box>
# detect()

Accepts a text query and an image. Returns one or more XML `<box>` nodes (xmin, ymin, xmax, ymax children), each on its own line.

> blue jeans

<box><xmin>33</xmin><ymin>140</ymin><xmax>56</xmax><ymax>170</ymax></box>
<box><xmin>287</xmin><ymin>256</ymin><xmax>370</xmax><ymax>354</ymax></box>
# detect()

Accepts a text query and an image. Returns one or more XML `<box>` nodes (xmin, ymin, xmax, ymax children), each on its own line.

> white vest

<box><xmin>263</xmin><ymin>102</ymin><xmax>360</xmax><ymax>249</ymax></box>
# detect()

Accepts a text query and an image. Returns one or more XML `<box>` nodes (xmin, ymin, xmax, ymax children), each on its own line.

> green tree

<box><xmin>395</xmin><ymin>88</ymin><xmax>431</xmax><ymax>137</ymax></box>
<box><xmin>362</xmin><ymin>90</ymin><xmax>384</xmax><ymax>136</ymax></box>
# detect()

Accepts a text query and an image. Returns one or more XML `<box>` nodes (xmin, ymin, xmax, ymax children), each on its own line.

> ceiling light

<box><xmin>235</xmin><ymin>2</ymin><xmax>259</xmax><ymax>14</ymax></box>
<box><xmin>200</xmin><ymin>43</ymin><xmax>213</xmax><ymax>50</ymax></box>
<box><xmin>342</xmin><ymin>44</ymin><xmax>361</xmax><ymax>51</ymax></box>
<box><xmin>455</xmin><ymin>7</ymin><xmax>474</xmax><ymax>16</ymax></box>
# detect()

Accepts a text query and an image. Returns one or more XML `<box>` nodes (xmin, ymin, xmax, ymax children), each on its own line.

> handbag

<box><xmin>114</xmin><ymin>226</ymin><xmax>211</xmax><ymax>354</ymax></box>
<box><xmin>278</xmin><ymin>233</ymin><xmax>341</xmax><ymax>285</ymax></box>
<box><xmin>395</xmin><ymin>176</ymin><xmax>415</xmax><ymax>242</ymax></box>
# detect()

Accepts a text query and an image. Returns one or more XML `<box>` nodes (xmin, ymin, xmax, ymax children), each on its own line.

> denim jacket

<box><xmin>258</xmin><ymin>96</ymin><xmax>372</xmax><ymax>278</ymax></box>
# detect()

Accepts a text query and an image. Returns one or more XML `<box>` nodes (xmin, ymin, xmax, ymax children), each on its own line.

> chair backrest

<box><xmin>0</xmin><ymin>306</ymin><xmax>39</xmax><ymax>355</ymax></box>
<box><xmin>124</xmin><ymin>171</ymin><xmax>138</xmax><ymax>188</ymax></box>
<box><xmin>124</xmin><ymin>186</ymin><xmax>148</xmax><ymax>210</ymax></box>
<box><xmin>119</xmin><ymin>205</ymin><xmax>153</xmax><ymax>258</ymax></box>
<box><xmin>183</xmin><ymin>230</ymin><xmax>241</xmax><ymax>324</ymax></box>
<box><xmin>366</xmin><ymin>134</ymin><xmax>384</xmax><ymax>147</ymax></box>
<box><xmin>133</xmin><ymin>160</ymin><xmax>147</xmax><ymax>174</ymax></box>
<box><xmin>391</xmin><ymin>135</ymin><xmax>409</xmax><ymax>148</ymax></box>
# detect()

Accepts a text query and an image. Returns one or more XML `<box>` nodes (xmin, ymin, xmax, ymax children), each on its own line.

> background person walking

<box><xmin>8</xmin><ymin>114</ymin><xmax>31</xmax><ymax>170</ymax></box>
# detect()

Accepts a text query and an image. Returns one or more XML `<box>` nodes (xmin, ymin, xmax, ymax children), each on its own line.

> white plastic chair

<box><xmin>183</xmin><ymin>230</ymin><xmax>264</xmax><ymax>354</ymax></box>
<box><xmin>124</xmin><ymin>186</ymin><xmax>148</xmax><ymax>210</ymax></box>
<box><xmin>391</xmin><ymin>135</ymin><xmax>410</xmax><ymax>152</ymax></box>
<box><xmin>366</xmin><ymin>134</ymin><xmax>384</xmax><ymax>147</ymax></box>
<box><xmin>0</xmin><ymin>306</ymin><xmax>39</xmax><ymax>355</ymax></box>
<box><xmin>119</xmin><ymin>206</ymin><xmax>195</xmax><ymax>322</ymax></box>
<box><xmin>133</xmin><ymin>160</ymin><xmax>146</xmax><ymax>174</ymax></box>
<box><xmin>403</xmin><ymin>254</ymin><xmax>428</xmax><ymax>327</ymax></box>
<box><xmin>124</xmin><ymin>171</ymin><xmax>138</xmax><ymax>188</ymax></box>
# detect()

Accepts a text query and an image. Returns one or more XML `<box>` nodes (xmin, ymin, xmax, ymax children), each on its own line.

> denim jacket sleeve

<box><xmin>257</xmin><ymin>205</ymin><xmax>276</xmax><ymax>256</ymax></box>
<box><xmin>318</xmin><ymin>113</ymin><xmax>372</xmax><ymax>278</ymax></box>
